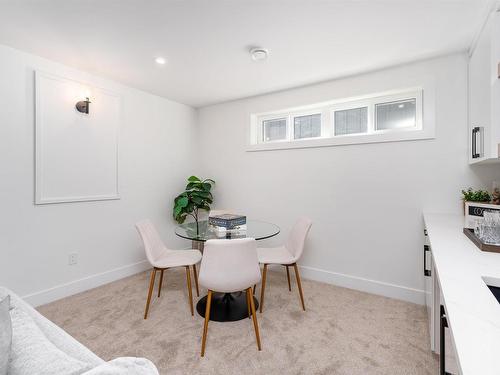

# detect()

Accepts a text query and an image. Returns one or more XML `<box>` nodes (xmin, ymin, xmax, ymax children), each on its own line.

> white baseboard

<box><xmin>22</xmin><ymin>261</ymin><xmax>424</xmax><ymax>307</ymax></box>
<box><xmin>23</xmin><ymin>260</ymin><xmax>150</xmax><ymax>307</ymax></box>
<box><xmin>298</xmin><ymin>265</ymin><xmax>425</xmax><ymax>305</ymax></box>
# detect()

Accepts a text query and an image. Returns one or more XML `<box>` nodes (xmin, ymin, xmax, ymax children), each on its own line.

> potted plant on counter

<box><xmin>461</xmin><ymin>187</ymin><xmax>491</xmax><ymax>213</ymax></box>
<box><xmin>173</xmin><ymin>176</ymin><xmax>215</xmax><ymax>233</ymax></box>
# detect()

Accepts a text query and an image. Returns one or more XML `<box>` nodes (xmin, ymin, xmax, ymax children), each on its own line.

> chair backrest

<box><xmin>135</xmin><ymin>220</ymin><xmax>168</xmax><ymax>265</ymax></box>
<box><xmin>199</xmin><ymin>238</ymin><xmax>261</xmax><ymax>293</ymax></box>
<box><xmin>285</xmin><ymin>217</ymin><xmax>312</xmax><ymax>261</ymax></box>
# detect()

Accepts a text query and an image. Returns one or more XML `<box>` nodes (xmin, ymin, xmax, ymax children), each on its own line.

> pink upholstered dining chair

<box><xmin>198</xmin><ymin>238</ymin><xmax>262</xmax><ymax>357</ymax></box>
<box><xmin>136</xmin><ymin>220</ymin><xmax>202</xmax><ymax>319</ymax></box>
<box><xmin>256</xmin><ymin>217</ymin><xmax>312</xmax><ymax>313</ymax></box>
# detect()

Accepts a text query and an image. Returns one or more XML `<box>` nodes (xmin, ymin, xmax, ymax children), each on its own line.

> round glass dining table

<box><xmin>175</xmin><ymin>219</ymin><xmax>280</xmax><ymax>322</ymax></box>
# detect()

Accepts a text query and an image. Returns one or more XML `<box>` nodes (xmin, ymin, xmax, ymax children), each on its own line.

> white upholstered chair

<box><xmin>198</xmin><ymin>238</ymin><xmax>262</xmax><ymax>357</ymax></box>
<box><xmin>136</xmin><ymin>220</ymin><xmax>202</xmax><ymax>319</ymax></box>
<box><xmin>256</xmin><ymin>217</ymin><xmax>312</xmax><ymax>313</ymax></box>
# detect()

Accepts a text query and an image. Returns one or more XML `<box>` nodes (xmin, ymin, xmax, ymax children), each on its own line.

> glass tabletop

<box><xmin>175</xmin><ymin>219</ymin><xmax>280</xmax><ymax>242</ymax></box>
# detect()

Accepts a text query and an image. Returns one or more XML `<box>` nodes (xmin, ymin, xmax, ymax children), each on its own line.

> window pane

<box><xmin>375</xmin><ymin>99</ymin><xmax>416</xmax><ymax>130</ymax></box>
<box><xmin>334</xmin><ymin>107</ymin><xmax>368</xmax><ymax>135</ymax></box>
<box><xmin>294</xmin><ymin>114</ymin><xmax>321</xmax><ymax>139</ymax></box>
<box><xmin>263</xmin><ymin>118</ymin><xmax>287</xmax><ymax>142</ymax></box>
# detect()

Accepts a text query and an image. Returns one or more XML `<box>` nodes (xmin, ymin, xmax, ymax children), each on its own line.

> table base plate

<box><xmin>196</xmin><ymin>292</ymin><xmax>259</xmax><ymax>322</ymax></box>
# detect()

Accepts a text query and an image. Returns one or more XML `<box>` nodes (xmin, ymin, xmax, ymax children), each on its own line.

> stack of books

<box><xmin>209</xmin><ymin>214</ymin><xmax>247</xmax><ymax>234</ymax></box>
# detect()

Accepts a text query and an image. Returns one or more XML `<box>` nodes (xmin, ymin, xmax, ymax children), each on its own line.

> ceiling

<box><xmin>0</xmin><ymin>0</ymin><xmax>491</xmax><ymax>107</ymax></box>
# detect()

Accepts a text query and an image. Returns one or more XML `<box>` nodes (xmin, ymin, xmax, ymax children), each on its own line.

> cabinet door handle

<box><xmin>472</xmin><ymin>127</ymin><xmax>478</xmax><ymax>158</ymax></box>
<box><xmin>424</xmin><ymin>245</ymin><xmax>431</xmax><ymax>277</ymax></box>
<box><xmin>440</xmin><ymin>305</ymin><xmax>452</xmax><ymax>375</ymax></box>
<box><xmin>472</xmin><ymin>127</ymin><xmax>476</xmax><ymax>158</ymax></box>
<box><xmin>472</xmin><ymin>127</ymin><xmax>481</xmax><ymax>159</ymax></box>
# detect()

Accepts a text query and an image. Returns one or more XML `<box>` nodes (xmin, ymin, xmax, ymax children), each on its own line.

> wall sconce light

<box><xmin>75</xmin><ymin>97</ymin><xmax>91</xmax><ymax>114</ymax></box>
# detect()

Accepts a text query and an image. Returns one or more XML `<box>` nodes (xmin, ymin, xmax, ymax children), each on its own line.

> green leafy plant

<box><xmin>173</xmin><ymin>176</ymin><xmax>215</xmax><ymax>225</ymax></box>
<box><xmin>461</xmin><ymin>188</ymin><xmax>491</xmax><ymax>203</ymax></box>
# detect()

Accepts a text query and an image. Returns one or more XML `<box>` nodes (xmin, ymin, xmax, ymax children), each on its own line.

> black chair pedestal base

<box><xmin>196</xmin><ymin>292</ymin><xmax>259</xmax><ymax>322</ymax></box>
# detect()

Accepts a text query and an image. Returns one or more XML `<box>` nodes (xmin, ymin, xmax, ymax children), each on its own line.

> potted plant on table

<box><xmin>173</xmin><ymin>176</ymin><xmax>215</xmax><ymax>233</ymax></box>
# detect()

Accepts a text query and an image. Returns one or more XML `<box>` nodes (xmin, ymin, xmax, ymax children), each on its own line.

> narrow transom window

<box><xmin>262</xmin><ymin>118</ymin><xmax>287</xmax><ymax>142</ymax></box>
<box><xmin>294</xmin><ymin>114</ymin><xmax>321</xmax><ymax>139</ymax></box>
<box><xmin>375</xmin><ymin>99</ymin><xmax>416</xmax><ymax>130</ymax></box>
<box><xmin>334</xmin><ymin>107</ymin><xmax>368</xmax><ymax>136</ymax></box>
<box><xmin>250</xmin><ymin>88</ymin><xmax>425</xmax><ymax>150</ymax></box>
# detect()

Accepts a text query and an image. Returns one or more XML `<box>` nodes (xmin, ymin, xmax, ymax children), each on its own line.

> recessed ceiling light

<box><xmin>155</xmin><ymin>57</ymin><xmax>167</xmax><ymax>65</ymax></box>
<box><xmin>250</xmin><ymin>47</ymin><xmax>268</xmax><ymax>62</ymax></box>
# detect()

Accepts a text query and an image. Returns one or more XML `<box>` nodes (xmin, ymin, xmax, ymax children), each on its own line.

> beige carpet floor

<box><xmin>38</xmin><ymin>269</ymin><xmax>438</xmax><ymax>374</ymax></box>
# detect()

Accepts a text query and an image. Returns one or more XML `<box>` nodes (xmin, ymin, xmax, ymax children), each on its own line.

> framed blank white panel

<box><xmin>35</xmin><ymin>71</ymin><xmax>120</xmax><ymax>204</ymax></box>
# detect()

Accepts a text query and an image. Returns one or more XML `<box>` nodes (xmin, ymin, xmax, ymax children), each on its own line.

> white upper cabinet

<box><xmin>493</xmin><ymin>11</ymin><xmax>500</xmax><ymax>159</ymax></box>
<box><xmin>468</xmin><ymin>10</ymin><xmax>500</xmax><ymax>164</ymax></box>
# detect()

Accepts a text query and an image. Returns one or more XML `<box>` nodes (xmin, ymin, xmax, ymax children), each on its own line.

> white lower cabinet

<box><xmin>424</xmin><ymin>228</ymin><xmax>459</xmax><ymax>374</ymax></box>
<box><xmin>423</xmin><ymin>230</ymin><xmax>436</xmax><ymax>350</ymax></box>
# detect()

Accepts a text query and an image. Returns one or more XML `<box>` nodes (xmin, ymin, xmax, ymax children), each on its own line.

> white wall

<box><xmin>197</xmin><ymin>53</ymin><xmax>500</xmax><ymax>304</ymax></box>
<box><xmin>2</xmin><ymin>48</ymin><xmax>499</xmax><ymax>307</ymax></box>
<box><xmin>0</xmin><ymin>45</ymin><xmax>198</xmax><ymax>305</ymax></box>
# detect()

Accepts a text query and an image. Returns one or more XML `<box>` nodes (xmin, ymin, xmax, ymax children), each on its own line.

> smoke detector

<box><xmin>250</xmin><ymin>47</ymin><xmax>269</xmax><ymax>61</ymax></box>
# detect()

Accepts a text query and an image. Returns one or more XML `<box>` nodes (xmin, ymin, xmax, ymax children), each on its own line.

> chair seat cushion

<box><xmin>152</xmin><ymin>249</ymin><xmax>202</xmax><ymax>268</ymax></box>
<box><xmin>257</xmin><ymin>246</ymin><xmax>295</xmax><ymax>265</ymax></box>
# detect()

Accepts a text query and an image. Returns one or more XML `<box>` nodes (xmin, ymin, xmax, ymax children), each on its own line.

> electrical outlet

<box><xmin>68</xmin><ymin>252</ymin><xmax>78</xmax><ymax>265</ymax></box>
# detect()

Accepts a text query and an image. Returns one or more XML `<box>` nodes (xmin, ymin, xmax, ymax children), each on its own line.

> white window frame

<box><xmin>331</xmin><ymin>101</ymin><xmax>372</xmax><ymax>138</ymax></box>
<box><xmin>248</xmin><ymin>88</ymin><xmax>429</xmax><ymax>151</ymax></box>
<box><xmin>259</xmin><ymin>113</ymin><xmax>290</xmax><ymax>143</ymax></box>
<box><xmin>373</xmin><ymin>95</ymin><xmax>422</xmax><ymax>133</ymax></box>
<box><xmin>289</xmin><ymin>109</ymin><xmax>326</xmax><ymax>141</ymax></box>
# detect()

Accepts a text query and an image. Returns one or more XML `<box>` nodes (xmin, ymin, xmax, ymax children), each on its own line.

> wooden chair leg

<box><xmin>253</xmin><ymin>284</ymin><xmax>256</xmax><ymax>295</ymax></box>
<box><xmin>248</xmin><ymin>288</ymin><xmax>262</xmax><ymax>350</ymax></box>
<box><xmin>293</xmin><ymin>263</ymin><xmax>306</xmax><ymax>311</ymax></box>
<box><xmin>158</xmin><ymin>269</ymin><xmax>164</xmax><ymax>297</ymax></box>
<box><xmin>259</xmin><ymin>264</ymin><xmax>268</xmax><ymax>313</ymax></box>
<box><xmin>246</xmin><ymin>288</ymin><xmax>251</xmax><ymax>318</ymax></box>
<box><xmin>201</xmin><ymin>290</ymin><xmax>213</xmax><ymax>357</ymax></box>
<box><xmin>285</xmin><ymin>265</ymin><xmax>291</xmax><ymax>291</ymax></box>
<box><xmin>144</xmin><ymin>269</ymin><xmax>156</xmax><ymax>319</ymax></box>
<box><xmin>192</xmin><ymin>264</ymin><xmax>200</xmax><ymax>297</ymax></box>
<box><xmin>185</xmin><ymin>266</ymin><xmax>194</xmax><ymax>316</ymax></box>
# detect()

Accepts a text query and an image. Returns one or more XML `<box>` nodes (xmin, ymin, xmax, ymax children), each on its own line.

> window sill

<box><xmin>246</xmin><ymin>128</ymin><xmax>435</xmax><ymax>152</ymax></box>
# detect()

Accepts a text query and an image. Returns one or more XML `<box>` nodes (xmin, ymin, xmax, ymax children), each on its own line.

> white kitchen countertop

<box><xmin>423</xmin><ymin>213</ymin><xmax>500</xmax><ymax>375</ymax></box>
